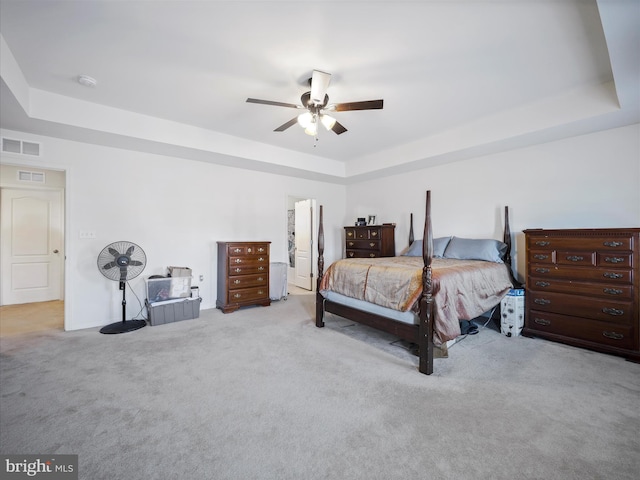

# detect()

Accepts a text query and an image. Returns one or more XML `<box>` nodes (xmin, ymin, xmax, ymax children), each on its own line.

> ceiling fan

<box><xmin>246</xmin><ymin>70</ymin><xmax>383</xmax><ymax>136</ymax></box>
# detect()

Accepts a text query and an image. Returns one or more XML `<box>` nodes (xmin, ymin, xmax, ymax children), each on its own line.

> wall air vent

<box><xmin>17</xmin><ymin>170</ymin><xmax>46</xmax><ymax>183</ymax></box>
<box><xmin>1</xmin><ymin>137</ymin><xmax>42</xmax><ymax>157</ymax></box>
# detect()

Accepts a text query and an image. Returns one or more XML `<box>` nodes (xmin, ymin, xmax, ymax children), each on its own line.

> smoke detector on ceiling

<box><xmin>77</xmin><ymin>74</ymin><xmax>97</xmax><ymax>87</ymax></box>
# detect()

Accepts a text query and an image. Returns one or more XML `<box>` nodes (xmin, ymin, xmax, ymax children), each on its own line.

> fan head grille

<box><xmin>98</xmin><ymin>241</ymin><xmax>146</xmax><ymax>282</ymax></box>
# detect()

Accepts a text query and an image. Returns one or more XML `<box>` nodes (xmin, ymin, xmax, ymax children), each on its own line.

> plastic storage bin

<box><xmin>146</xmin><ymin>298</ymin><xmax>201</xmax><ymax>326</ymax></box>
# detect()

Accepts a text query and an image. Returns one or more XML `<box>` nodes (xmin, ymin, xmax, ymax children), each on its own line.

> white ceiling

<box><xmin>0</xmin><ymin>0</ymin><xmax>638</xmax><ymax>183</ymax></box>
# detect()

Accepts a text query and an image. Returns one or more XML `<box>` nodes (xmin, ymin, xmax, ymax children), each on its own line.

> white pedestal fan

<box><xmin>98</xmin><ymin>241</ymin><xmax>147</xmax><ymax>334</ymax></box>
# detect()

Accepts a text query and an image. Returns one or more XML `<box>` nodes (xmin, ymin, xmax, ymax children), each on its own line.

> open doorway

<box><xmin>286</xmin><ymin>195</ymin><xmax>316</xmax><ymax>294</ymax></box>
<box><xmin>0</xmin><ymin>164</ymin><xmax>65</xmax><ymax>334</ymax></box>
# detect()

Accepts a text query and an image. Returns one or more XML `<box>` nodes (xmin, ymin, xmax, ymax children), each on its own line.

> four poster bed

<box><xmin>315</xmin><ymin>190</ymin><xmax>517</xmax><ymax>375</ymax></box>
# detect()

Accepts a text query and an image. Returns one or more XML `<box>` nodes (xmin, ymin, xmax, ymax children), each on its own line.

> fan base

<box><xmin>99</xmin><ymin>319</ymin><xmax>147</xmax><ymax>334</ymax></box>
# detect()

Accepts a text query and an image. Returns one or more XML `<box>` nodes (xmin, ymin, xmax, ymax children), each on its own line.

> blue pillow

<box><xmin>442</xmin><ymin>237</ymin><xmax>508</xmax><ymax>263</ymax></box>
<box><xmin>403</xmin><ymin>237</ymin><xmax>451</xmax><ymax>258</ymax></box>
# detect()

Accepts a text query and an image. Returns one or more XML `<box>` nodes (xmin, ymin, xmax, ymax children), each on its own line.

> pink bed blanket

<box><xmin>319</xmin><ymin>256</ymin><xmax>513</xmax><ymax>344</ymax></box>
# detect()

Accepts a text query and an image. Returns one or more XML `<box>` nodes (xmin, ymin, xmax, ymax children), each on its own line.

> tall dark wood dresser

<box><xmin>217</xmin><ymin>241</ymin><xmax>271</xmax><ymax>313</ymax></box>
<box><xmin>344</xmin><ymin>225</ymin><xmax>395</xmax><ymax>258</ymax></box>
<box><xmin>523</xmin><ymin>228</ymin><xmax>640</xmax><ymax>362</ymax></box>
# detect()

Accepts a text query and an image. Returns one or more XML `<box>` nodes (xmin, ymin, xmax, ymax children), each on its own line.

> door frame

<box><xmin>0</xmin><ymin>157</ymin><xmax>71</xmax><ymax>330</ymax></box>
<box><xmin>286</xmin><ymin>194</ymin><xmax>317</xmax><ymax>292</ymax></box>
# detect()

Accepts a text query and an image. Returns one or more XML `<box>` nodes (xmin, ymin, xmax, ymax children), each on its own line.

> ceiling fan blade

<box><xmin>310</xmin><ymin>70</ymin><xmax>331</xmax><ymax>105</ymax></box>
<box><xmin>331</xmin><ymin>120</ymin><xmax>348</xmax><ymax>135</ymax></box>
<box><xmin>274</xmin><ymin>117</ymin><xmax>299</xmax><ymax>132</ymax></box>
<box><xmin>246</xmin><ymin>98</ymin><xmax>301</xmax><ymax>109</ymax></box>
<box><xmin>333</xmin><ymin>99</ymin><xmax>384</xmax><ymax>112</ymax></box>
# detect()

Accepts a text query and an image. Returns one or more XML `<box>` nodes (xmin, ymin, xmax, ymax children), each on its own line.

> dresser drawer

<box><xmin>527</xmin><ymin>236</ymin><xmax>633</xmax><ymax>251</ymax></box>
<box><xmin>228</xmin><ymin>273</ymin><xmax>268</xmax><ymax>290</ymax></box>
<box><xmin>346</xmin><ymin>250</ymin><xmax>380</xmax><ymax>258</ymax></box>
<box><xmin>527</xmin><ymin>310</ymin><xmax>635</xmax><ymax>350</ymax></box>
<box><xmin>345</xmin><ymin>227</ymin><xmax>381</xmax><ymax>240</ymax></box>
<box><xmin>528</xmin><ymin>264</ymin><xmax>633</xmax><ymax>284</ymax></box>
<box><xmin>226</xmin><ymin>286</ymin><xmax>269</xmax><ymax>303</ymax></box>
<box><xmin>556</xmin><ymin>251</ymin><xmax>596</xmax><ymax>266</ymax></box>
<box><xmin>528</xmin><ymin>277</ymin><xmax>634</xmax><ymax>299</ymax></box>
<box><xmin>597</xmin><ymin>253</ymin><xmax>632</xmax><ymax>268</ymax></box>
<box><xmin>527</xmin><ymin>291</ymin><xmax>634</xmax><ymax>324</ymax></box>
<box><xmin>346</xmin><ymin>239</ymin><xmax>380</xmax><ymax>250</ymax></box>
<box><xmin>226</xmin><ymin>243</ymin><xmax>269</xmax><ymax>255</ymax></box>
<box><xmin>228</xmin><ymin>255</ymin><xmax>269</xmax><ymax>267</ymax></box>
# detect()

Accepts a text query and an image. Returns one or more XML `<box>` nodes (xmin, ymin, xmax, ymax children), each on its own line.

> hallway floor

<box><xmin>0</xmin><ymin>300</ymin><xmax>64</xmax><ymax>337</ymax></box>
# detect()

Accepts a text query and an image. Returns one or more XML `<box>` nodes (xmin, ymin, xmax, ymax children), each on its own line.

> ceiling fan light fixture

<box><xmin>304</xmin><ymin>121</ymin><xmax>318</xmax><ymax>136</ymax></box>
<box><xmin>297</xmin><ymin>112</ymin><xmax>313</xmax><ymax>128</ymax></box>
<box><xmin>320</xmin><ymin>114</ymin><xmax>336</xmax><ymax>131</ymax></box>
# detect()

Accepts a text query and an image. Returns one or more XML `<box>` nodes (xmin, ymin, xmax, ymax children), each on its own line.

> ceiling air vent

<box><xmin>17</xmin><ymin>170</ymin><xmax>46</xmax><ymax>183</ymax></box>
<box><xmin>1</xmin><ymin>137</ymin><xmax>42</xmax><ymax>157</ymax></box>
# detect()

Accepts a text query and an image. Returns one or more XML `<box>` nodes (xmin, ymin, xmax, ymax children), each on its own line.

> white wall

<box><xmin>2</xmin><ymin>123</ymin><xmax>638</xmax><ymax>330</ymax></box>
<box><xmin>1</xmin><ymin>129</ymin><xmax>346</xmax><ymax>331</ymax></box>
<box><xmin>346</xmin><ymin>123</ymin><xmax>640</xmax><ymax>282</ymax></box>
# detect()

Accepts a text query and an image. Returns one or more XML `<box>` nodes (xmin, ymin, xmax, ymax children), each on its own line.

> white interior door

<box><xmin>294</xmin><ymin>199</ymin><xmax>312</xmax><ymax>290</ymax></box>
<box><xmin>1</xmin><ymin>188</ymin><xmax>64</xmax><ymax>305</ymax></box>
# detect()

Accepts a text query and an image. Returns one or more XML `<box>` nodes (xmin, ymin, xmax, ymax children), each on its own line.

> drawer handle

<box><xmin>603</xmin><ymin>241</ymin><xmax>623</xmax><ymax>247</ymax></box>
<box><xmin>603</xmin><ymin>272</ymin><xmax>623</xmax><ymax>279</ymax></box>
<box><xmin>369</xmin><ymin>243</ymin><xmax>376</xmax><ymax>247</ymax></box>
<box><xmin>258</xmin><ymin>290</ymin><xmax>264</xmax><ymax>295</ymax></box>
<box><xmin>348</xmin><ymin>242</ymin><xmax>354</xmax><ymax>247</ymax></box>
<box><xmin>369</xmin><ymin>253</ymin><xmax>375</xmax><ymax>258</ymax></box>
<box><xmin>535</xmin><ymin>268</ymin><xmax>550</xmax><ymax>274</ymax></box>
<box><xmin>371</xmin><ymin>232</ymin><xmax>378</xmax><ymax>237</ymax></box>
<box><xmin>258</xmin><ymin>277</ymin><xmax>264</xmax><ymax>281</ymax></box>
<box><xmin>535</xmin><ymin>281</ymin><xmax>551</xmax><ymax>287</ymax></box>
<box><xmin>566</xmin><ymin>255</ymin><xmax>584</xmax><ymax>262</ymax></box>
<box><xmin>234</xmin><ymin>268</ymin><xmax>242</xmax><ymax>273</ymax></box>
<box><xmin>234</xmin><ymin>279</ymin><xmax>241</xmax><ymax>284</ymax></box>
<box><xmin>602</xmin><ymin>331</ymin><xmax>624</xmax><ymax>340</ymax></box>
<box><xmin>258</xmin><ymin>266</ymin><xmax>265</xmax><ymax>271</ymax></box>
<box><xmin>247</xmin><ymin>248</ymin><xmax>252</xmax><ymax>253</ymax></box>
<box><xmin>534</xmin><ymin>298</ymin><xmax>551</xmax><ymax>305</ymax></box>
<box><xmin>534</xmin><ymin>254</ymin><xmax>549</xmax><ymax>260</ymax></box>
<box><xmin>604</xmin><ymin>257</ymin><xmax>625</xmax><ymax>264</ymax></box>
<box><xmin>348</xmin><ymin>252</ymin><xmax>354</xmax><ymax>257</ymax></box>
<box><xmin>258</xmin><ymin>257</ymin><xmax>265</xmax><ymax>262</ymax></box>
<box><xmin>602</xmin><ymin>307</ymin><xmax>624</xmax><ymax>316</ymax></box>
<box><xmin>258</xmin><ymin>247</ymin><xmax>265</xmax><ymax>252</ymax></box>
<box><xmin>535</xmin><ymin>241</ymin><xmax>551</xmax><ymax>246</ymax></box>
<box><xmin>233</xmin><ymin>293</ymin><xmax>242</xmax><ymax>299</ymax></box>
<box><xmin>347</xmin><ymin>232</ymin><xmax>353</xmax><ymax>237</ymax></box>
<box><xmin>534</xmin><ymin>318</ymin><xmax>551</xmax><ymax>326</ymax></box>
<box><xmin>603</xmin><ymin>288</ymin><xmax>623</xmax><ymax>295</ymax></box>
<box><xmin>234</xmin><ymin>259</ymin><xmax>242</xmax><ymax>264</ymax></box>
<box><xmin>233</xmin><ymin>248</ymin><xmax>242</xmax><ymax>253</ymax></box>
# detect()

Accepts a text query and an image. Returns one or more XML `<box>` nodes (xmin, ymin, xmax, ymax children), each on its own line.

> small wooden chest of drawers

<box><xmin>216</xmin><ymin>241</ymin><xmax>271</xmax><ymax>313</ymax></box>
<box><xmin>344</xmin><ymin>225</ymin><xmax>395</xmax><ymax>258</ymax></box>
<box><xmin>523</xmin><ymin>228</ymin><xmax>640</xmax><ymax>361</ymax></box>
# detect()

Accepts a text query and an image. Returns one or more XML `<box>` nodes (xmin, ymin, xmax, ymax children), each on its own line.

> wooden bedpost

<box><xmin>409</xmin><ymin>213</ymin><xmax>414</xmax><ymax>245</ymax></box>
<box><xmin>502</xmin><ymin>206</ymin><xmax>521</xmax><ymax>288</ymax></box>
<box><xmin>418</xmin><ymin>191</ymin><xmax>434</xmax><ymax>375</ymax></box>
<box><xmin>316</xmin><ymin>205</ymin><xmax>325</xmax><ymax>327</ymax></box>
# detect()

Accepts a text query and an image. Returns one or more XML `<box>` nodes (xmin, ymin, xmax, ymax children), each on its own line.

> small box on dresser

<box><xmin>217</xmin><ymin>241</ymin><xmax>271</xmax><ymax>313</ymax></box>
<box><xmin>523</xmin><ymin>228</ymin><xmax>640</xmax><ymax>362</ymax></box>
<box><xmin>344</xmin><ymin>225</ymin><xmax>395</xmax><ymax>258</ymax></box>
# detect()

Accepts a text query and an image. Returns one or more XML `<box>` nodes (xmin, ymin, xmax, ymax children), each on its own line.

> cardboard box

<box><xmin>146</xmin><ymin>276</ymin><xmax>192</xmax><ymax>303</ymax></box>
<box><xmin>168</xmin><ymin>266</ymin><xmax>192</xmax><ymax>277</ymax></box>
<box><xmin>500</xmin><ymin>288</ymin><xmax>525</xmax><ymax>337</ymax></box>
<box><xmin>146</xmin><ymin>297</ymin><xmax>201</xmax><ymax>326</ymax></box>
